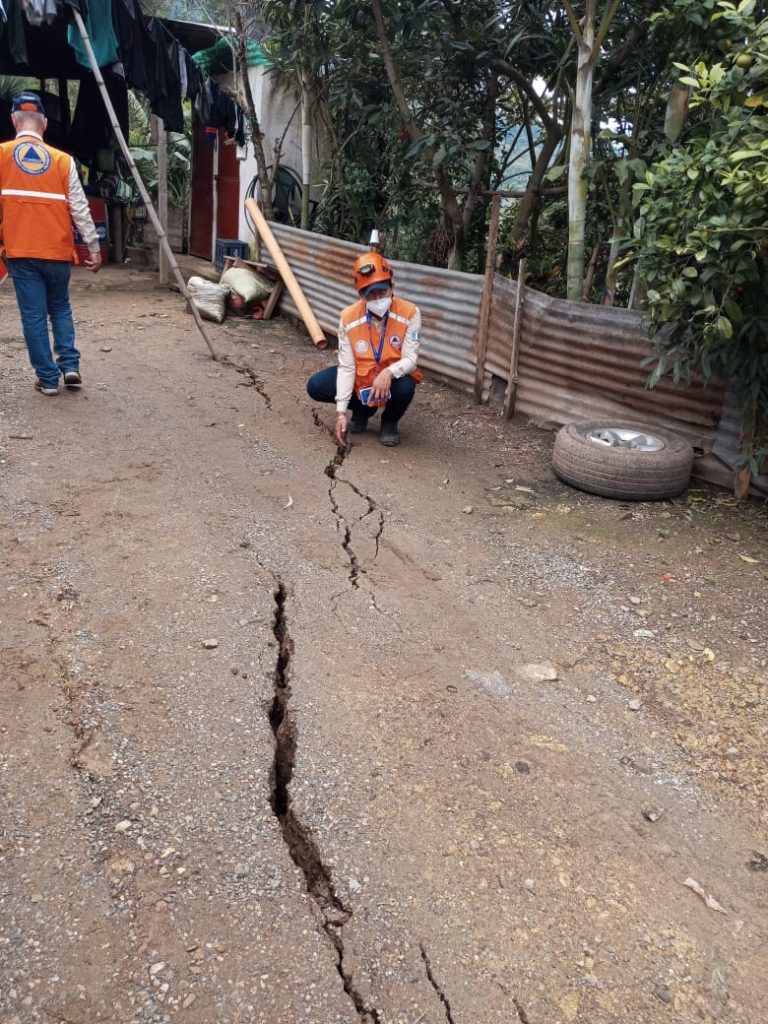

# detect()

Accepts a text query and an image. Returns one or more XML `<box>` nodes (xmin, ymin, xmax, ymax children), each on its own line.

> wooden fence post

<box><xmin>502</xmin><ymin>258</ymin><xmax>527</xmax><ymax>419</ymax></box>
<box><xmin>473</xmin><ymin>194</ymin><xmax>501</xmax><ymax>403</ymax></box>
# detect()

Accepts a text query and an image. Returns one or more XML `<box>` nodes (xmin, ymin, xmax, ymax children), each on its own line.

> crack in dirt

<box><xmin>323</xmin><ymin>441</ymin><xmax>387</xmax><ymax>588</ymax></box>
<box><xmin>325</xmin><ymin>446</ymin><xmax>362</xmax><ymax>589</ymax></box>
<box><xmin>420</xmin><ymin>945</ymin><xmax>457</xmax><ymax>1024</ymax></box>
<box><xmin>513</xmin><ymin>998</ymin><xmax>532</xmax><ymax>1024</ymax></box>
<box><xmin>220</xmin><ymin>356</ymin><xmax>272</xmax><ymax>409</ymax></box>
<box><xmin>268</xmin><ymin>581</ymin><xmax>382</xmax><ymax>1024</ymax></box>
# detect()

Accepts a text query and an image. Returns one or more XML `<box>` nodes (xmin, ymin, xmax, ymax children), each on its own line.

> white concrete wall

<box><xmin>236</xmin><ymin>66</ymin><xmax>326</xmax><ymax>243</ymax></box>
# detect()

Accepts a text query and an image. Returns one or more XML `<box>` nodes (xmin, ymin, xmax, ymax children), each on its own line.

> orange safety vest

<box><xmin>0</xmin><ymin>134</ymin><xmax>75</xmax><ymax>261</ymax></box>
<box><xmin>340</xmin><ymin>295</ymin><xmax>423</xmax><ymax>395</ymax></box>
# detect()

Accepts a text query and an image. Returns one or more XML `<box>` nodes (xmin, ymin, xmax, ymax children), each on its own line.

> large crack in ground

<box><xmin>320</xmin><ymin>430</ymin><xmax>386</xmax><ymax>590</ymax></box>
<box><xmin>268</xmin><ymin>580</ymin><xmax>383</xmax><ymax>1023</ymax></box>
<box><xmin>420</xmin><ymin>945</ymin><xmax>457</xmax><ymax>1024</ymax></box>
<box><xmin>220</xmin><ymin>355</ymin><xmax>272</xmax><ymax>409</ymax></box>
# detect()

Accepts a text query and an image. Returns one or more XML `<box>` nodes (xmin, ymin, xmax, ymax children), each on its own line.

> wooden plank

<box><xmin>262</xmin><ymin>279</ymin><xmax>285</xmax><ymax>320</ymax></box>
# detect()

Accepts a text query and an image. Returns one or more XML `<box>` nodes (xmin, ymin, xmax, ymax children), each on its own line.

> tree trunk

<box><xmin>567</xmin><ymin>0</ymin><xmax>596</xmax><ymax>301</ymax></box>
<box><xmin>602</xmin><ymin>216</ymin><xmax>624</xmax><ymax>306</ymax></box>
<box><xmin>510</xmin><ymin>129</ymin><xmax>562</xmax><ymax>248</ymax></box>
<box><xmin>370</xmin><ymin>0</ymin><xmax>465</xmax><ymax>266</ymax></box>
<box><xmin>301</xmin><ymin>74</ymin><xmax>312</xmax><ymax>229</ymax></box>
<box><xmin>233</xmin><ymin>9</ymin><xmax>273</xmax><ymax>219</ymax></box>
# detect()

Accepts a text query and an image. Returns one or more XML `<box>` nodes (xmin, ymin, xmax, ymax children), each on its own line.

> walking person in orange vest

<box><xmin>0</xmin><ymin>92</ymin><xmax>101</xmax><ymax>396</ymax></box>
<box><xmin>307</xmin><ymin>252</ymin><xmax>422</xmax><ymax>447</ymax></box>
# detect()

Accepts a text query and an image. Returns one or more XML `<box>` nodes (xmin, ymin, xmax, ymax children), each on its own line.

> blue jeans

<box><xmin>7</xmin><ymin>258</ymin><xmax>79</xmax><ymax>388</ymax></box>
<box><xmin>307</xmin><ymin>365</ymin><xmax>416</xmax><ymax>424</ymax></box>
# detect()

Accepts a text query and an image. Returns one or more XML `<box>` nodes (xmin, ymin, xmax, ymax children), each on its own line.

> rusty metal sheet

<box><xmin>486</xmin><ymin>276</ymin><xmax>724</xmax><ymax>445</ymax></box>
<box><xmin>264</xmin><ymin>223</ymin><xmax>482</xmax><ymax>386</ymax></box>
<box><xmin>259</xmin><ymin>223</ymin><xmax>725</xmax><ymax>456</ymax></box>
<box><xmin>713</xmin><ymin>389</ymin><xmax>768</xmax><ymax>494</ymax></box>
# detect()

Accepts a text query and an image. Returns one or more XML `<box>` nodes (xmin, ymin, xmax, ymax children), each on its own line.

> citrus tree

<box><xmin>634</xmin><ymin>0</ymin><xmax>768</xmax><ymax>469</ymax></box>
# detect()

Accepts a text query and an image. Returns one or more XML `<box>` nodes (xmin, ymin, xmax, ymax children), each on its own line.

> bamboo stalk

<box><xmin>502</xmin><ymin>258</ymin><xmax>527</xmax><ymax>419</ymax></box>
<box><xmin>473</xmin><ymin>194</ymin><xmax>501</xmax><ymax>403</ymax></box>
<box><xmin>72</xmin><ymin>9</ymin><xmax>218</xmax><ymax>360</ymax></box>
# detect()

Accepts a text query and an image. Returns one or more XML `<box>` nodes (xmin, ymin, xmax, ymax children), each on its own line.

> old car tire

<box><xmin>552</xmin><ymin>422</ymin><xmax>694</xmax><ymax>501</ymax></box>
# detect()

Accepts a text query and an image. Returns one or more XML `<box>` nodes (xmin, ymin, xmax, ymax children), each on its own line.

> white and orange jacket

<box><xmin>336</xmin><ymin>295</ymin><xmax>422</xmax><ymax>412</ymax></box>
<box><xmin>0</xmin><ymin>131</ymin><xmax>99</xmax><ymax>261</ymax></box>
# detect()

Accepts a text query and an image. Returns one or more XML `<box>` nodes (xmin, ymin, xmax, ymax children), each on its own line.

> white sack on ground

<box><xmin>220</xmin><ymin>267</ymin><xmax>272</xmax><ymax>304</ymax></box>
<box><xmin>187</xmin><ymin>276</ymin><xmax>230</xmax><ymax>324</ymax></box>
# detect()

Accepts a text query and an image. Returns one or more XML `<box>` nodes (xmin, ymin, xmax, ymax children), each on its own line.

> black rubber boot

<box><xmin>350</xmin><ymin>411</ymin><xmax>370</xmax><ymax>433</ymax></box>
<box><xmin>379</xmin><ymin>421</ymin><xmax>400</xmax><ymax>447</ymax></box>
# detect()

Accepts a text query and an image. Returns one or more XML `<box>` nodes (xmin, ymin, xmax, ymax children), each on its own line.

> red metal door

<box><xmin>189</xmin><ymin>117</ymin><xmax>214</xmax><ymax>260</ymax></box>
<box><xmin>216</xmin><ymin>132</ymin><xmax>240</xmax><ymax>240</ymax></box>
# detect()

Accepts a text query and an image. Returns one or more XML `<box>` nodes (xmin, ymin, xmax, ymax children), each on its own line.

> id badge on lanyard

<box><xmin>356</xmin><ymin>311</ymin><xmax>390</xmax><ymax>406</ymax></box>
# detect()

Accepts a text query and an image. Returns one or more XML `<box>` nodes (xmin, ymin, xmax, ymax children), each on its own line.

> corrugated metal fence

<box><xmin>265</xmin><ymin>223</ymin><xmax>725</xmax><ymax>451</ymax></box>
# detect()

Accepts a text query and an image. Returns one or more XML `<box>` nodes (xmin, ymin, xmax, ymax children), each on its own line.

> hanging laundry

<box><xmin>70</xmin><ymin>70</ymin><xmax>129</xmax><ymax>167</ymax></box>
<box><xmin>67</xmin><ymin>0</ymin><xmax>119</xmax><ymax>68</ymax></box>
<box><xmin>21</xmin><ymin>0</ymin><xmax>52</xmax><ymax>27</ymax></box>
<box><xmin>1</xmin><ymin>0</ymin><xmax>28</xmax><ymax>64</ymax></box>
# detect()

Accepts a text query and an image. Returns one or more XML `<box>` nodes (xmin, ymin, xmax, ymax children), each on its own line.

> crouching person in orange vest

<box><xmin>307</xmin><ymin>252</ymin><xmax>422</xmax><ymax>447</ymax></box>
<box><xmin>0</xmin><ymin>92</ymin><xmax>101</xmax><ymax>397</ymax></box>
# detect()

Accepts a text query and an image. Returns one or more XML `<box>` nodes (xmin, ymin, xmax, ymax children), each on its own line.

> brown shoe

<box><xmin>34</xmin><ymin>379</ymin><xmax>59</xmax><ymax>396</ymax></box>
<box><xmin>63</xmin><ymin>371</ymin><xmax>82</xmax><ymax>388</ymax></box>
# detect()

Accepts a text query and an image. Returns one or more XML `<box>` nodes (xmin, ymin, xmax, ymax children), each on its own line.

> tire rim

<box><xmin>586</xmin><ymin>427</ymin><xmax>665</xmax><ymax>452</ymax></box>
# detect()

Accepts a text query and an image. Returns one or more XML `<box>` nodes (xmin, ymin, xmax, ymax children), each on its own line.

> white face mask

<box><xmin>366</xmin><ymin>295</ymin><xmax>392</xmax><ymax>318</ymax></box>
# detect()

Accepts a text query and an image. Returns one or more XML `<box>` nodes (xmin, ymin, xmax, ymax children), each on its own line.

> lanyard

<box><xmin>366</xmin><ymin>310</ymin><xmax>389</xmax><ymax>364</ymax></box>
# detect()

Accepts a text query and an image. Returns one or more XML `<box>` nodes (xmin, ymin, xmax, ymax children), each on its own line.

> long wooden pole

<box><xmin>473</xmin><ymin>194</ymin><xmax>501</xmax><ymax>403</ymax></box>
<box><xmin>503</xmin><ymin>258</ymin><xmax>527</xmax><ymax>420</ymax></box>
<box><xmin>155</xmin><ymin>115</ymin><xmax>169</xmax><ymax>286</ymax></box>
<box><xmin>71</xmin><ymin>9</ymin><xmax>218</xmax><ymax>360</ymax></box>
<box><xmin>245</xmin><ymin>197</ymin><xmax>327</xmax><ymax>348</ymax></box>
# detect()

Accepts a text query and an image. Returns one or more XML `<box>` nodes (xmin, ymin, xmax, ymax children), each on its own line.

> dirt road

<box><xmin>1</xmin><ymin>268</ymin><xmax>766</xmax><ymax>1024</ymax></box>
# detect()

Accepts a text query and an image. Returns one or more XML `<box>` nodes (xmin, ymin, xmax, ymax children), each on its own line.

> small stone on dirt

<box><xmin>202</xmin><ymin>638</ymin><xmax>219</xmax><ymax>649</ymax></box>
<box><xmin>586</xmin><ymin>694</ymin><xmax>597</xmax><ymax>703</ymax></box>
<box><xmin>643</xmin><ymin>806</ymin><xmax>663</xmax><ymax>823</ymax></box>
<box><xmin>654</xmin><ymin>983</ymin><xmax>672</xmax><ymax>1004</ymax></box>
<box><xmin>115</xmin><ymin>819</ymin><xmax>132</xmax><ymax>832</ymax></box>
<box><xmin>462</xmin><ymin>506</ymin><xmax>473</xmax><ymax>514</ymax></box>
<box><xmin>628</xmin><ymin>698</ymin><xmax>642</xmax><ymax>711</ymax></box>
<box><xmin>519</xmin><ymin>661</ymin><xmax>558</xmax><ymax>683</ymax></box>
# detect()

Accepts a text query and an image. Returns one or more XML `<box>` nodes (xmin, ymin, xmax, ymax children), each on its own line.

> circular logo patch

<box><xmin>13</xmin><ymin>141</ymin><xmax>51</xmax><ymax>176</ymax></box>
<box><xmin>354</xmin><ymin>340</ymin><xmax>368</xmax><ymax>354</ymax></box>
<box><xmin>390</xmin><ymin>334</ymin><xmax>402</xmax><ymax>349</ymax></box>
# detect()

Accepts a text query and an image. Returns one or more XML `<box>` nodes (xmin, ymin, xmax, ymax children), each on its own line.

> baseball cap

<box><xmin>12</xmin><ymin>92</ymin><xmax>44</xmax><ymax>114</ymax></box>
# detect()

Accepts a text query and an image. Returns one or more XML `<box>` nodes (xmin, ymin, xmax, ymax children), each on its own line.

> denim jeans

<box><xmin>7</xmin><ymin>258</ymin><xmax>79</xmax><ymax>388</ymax></box>
<box><xmin>307</xmin><ymin>365</ymin><xmax>417</xmax><ymax>424</ymax></box>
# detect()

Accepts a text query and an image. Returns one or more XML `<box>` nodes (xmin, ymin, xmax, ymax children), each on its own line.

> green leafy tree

<box><xmin>633</xmin><ymin>1</ymin><xmax>768</xmax><ymax>470</ymax></box>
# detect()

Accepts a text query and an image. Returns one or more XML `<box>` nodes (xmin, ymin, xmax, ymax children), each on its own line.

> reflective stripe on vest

<box><xmin>1</xmin><ymin>188</ymin><xmax>67</xmax><ymax>200</ymax></box>
<box><xmin>340</xmin><ymin>295</ymin><xmax>421</xmax><ymax>393</ymax></box>
<box><xmin>0</xmin><ymin>137</ymin><xmax>74</xmax><ymax>260</ymax></box>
